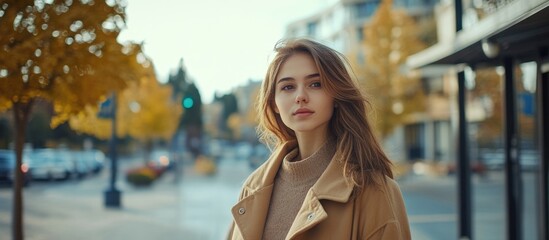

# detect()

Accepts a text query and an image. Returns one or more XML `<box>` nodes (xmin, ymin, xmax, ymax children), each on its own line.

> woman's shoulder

<box><xmin>352</xmin><ymin>176</ymin><xmax>408</xmax><ymax>233</ymax></box>
<box><xmin>381</xmin><ymin>176</ymin><xmax>403</xmax><ymax>195</ymax></box>
<box><xmin>355</xmin><ymin>176</ymin><xmax>406</xmax><ymax>211</ymax></box>
<box><xmin>357</xmin><ymin>176</ymin><xmax>411</xmax><ymax>239</ymax></box>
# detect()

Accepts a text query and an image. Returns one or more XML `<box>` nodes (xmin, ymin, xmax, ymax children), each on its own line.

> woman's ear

<box><xmin>274</xmin><ymin>105</ymin><xmax>280</xmax><ymax>114</ymax></box>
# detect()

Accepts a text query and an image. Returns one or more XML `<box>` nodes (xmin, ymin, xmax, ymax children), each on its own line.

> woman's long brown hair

<box><xmin>256</xmin><ymin>38</ymin><xmax>393</xmax><ymax>188</ymax></box>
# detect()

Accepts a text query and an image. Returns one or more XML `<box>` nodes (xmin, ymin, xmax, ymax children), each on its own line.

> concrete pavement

<box><xmin>0</xmin><ymin>157</ymin><xmax>251</xmax><ymax>240</ymax></box>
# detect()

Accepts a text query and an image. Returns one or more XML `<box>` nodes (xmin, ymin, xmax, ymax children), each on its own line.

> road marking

<box><xmin>409</xmin><ymin>212</ymin><xmax>504</xmax><ymax>223</ymax></box>
<box><xmin>409</xmin><ymin>214</ymin><xmax>456</xmax><ymax>223</ymax></box>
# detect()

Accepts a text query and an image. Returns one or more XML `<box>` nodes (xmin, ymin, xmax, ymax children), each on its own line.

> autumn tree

<box><xmin>0</xmin><ymin>1</ymin><xmax>144</xmax><ymax>239</ymax></box>
<box><xmin>69</xmin><ymin>62</ymin><xmax>183</xmax><ymax>156</ymax></box>
<box><xmin>471</xmin><ymin>66</ymin><xmax>536</xmax><ymax>147</ymax></box>
<box><xmin>350</xmin><ymin>0</ymin><xmax>427</xmax><ymax>138</ymax></box>
<box><xmin>469</xmin><ymin>68</ymin><xmax>503</xmax><ymax>145</ymax></box>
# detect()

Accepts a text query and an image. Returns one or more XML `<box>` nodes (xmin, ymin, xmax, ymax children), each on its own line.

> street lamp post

<box><xmin>100</xmin><ymin>92</ymin><xmax>121</xmax><ymax>208</ymax></box>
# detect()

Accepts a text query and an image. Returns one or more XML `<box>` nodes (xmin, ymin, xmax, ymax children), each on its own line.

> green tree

<box><xmin>215</xmin><ymin>93</ymin><xmax>239</xmax><ymax>140</ymax></box>
<box><xmin>168</xmin><ymin>58</ymin><xmax>188</xmax><ymax>99</ymax></box>
<box><xmin>0</xmin><ymin>1</ymin><xmax>144</xmax><ymax>239</ymax></box>
<box><xmin>351</xmin><ymin>0</ymin><xmax>427</xmax><ymax>138</ymax></box>
<box><xmin>167</xmin><ymin>58</ymin><xmax>190</xmax><ymax>143</ymax></box>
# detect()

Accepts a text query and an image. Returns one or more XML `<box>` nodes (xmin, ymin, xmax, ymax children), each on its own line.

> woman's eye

<box><xmin>310</xmin><ymin>82</ymin><xmax>321</xmax><ymax>88</ymax></box>
<box><xmin>281</xmin><ymin>85</ymin><xmax>294</xmax><ymax>91</ymax></box>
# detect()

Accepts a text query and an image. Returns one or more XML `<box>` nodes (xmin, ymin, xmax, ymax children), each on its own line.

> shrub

<box><xmin>194</xmin><ymin>155</ymin><xmax>216</xmax><ymax>175</ymax></box>
<box><xmin>126</xmin><ymin>166</ymin><xmax>157</xmax><ymax>186</ymax></box>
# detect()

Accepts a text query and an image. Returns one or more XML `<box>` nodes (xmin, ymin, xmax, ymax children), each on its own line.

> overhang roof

<box><xmin>407</xmin><ymin>0</ymin><xmax>549</xmax><ymax>69</ymax></box>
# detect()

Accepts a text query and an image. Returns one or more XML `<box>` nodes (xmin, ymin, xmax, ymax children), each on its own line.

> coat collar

<box><xmin>246</xmin><ymin>140</ymin><xmax>354</xmax><ymax>202</ymax></box>
<box><xmin>232</xmin><ymin>140</ymin><xmax>355</xmax><ymax>240</ymax></box>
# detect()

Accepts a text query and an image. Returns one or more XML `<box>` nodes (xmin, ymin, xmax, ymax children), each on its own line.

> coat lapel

<box><xmin>286</xmin><ymin>158</ymin><xmax>354</xmax><ymax>240</ymax></box>
<box><xmin>231</xmin><ymin>141</ymin><xmax>298</xmax><ymax>240</ymax></box>
<box><xmin>231</xmin><ymin>184</ymin><xmax>274</xmax><ymax>240</ymax></box>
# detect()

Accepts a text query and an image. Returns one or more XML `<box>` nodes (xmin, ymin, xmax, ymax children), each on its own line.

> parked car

<box><xmin>0</xmin><ymin>150</ymin><xmax>31</xmax><ymax>186</ymax></box>
<box><xmin>83</xmin><ymin>149</ymin><xmax>105</xmax><ymax>174</ymax></box>
<box><xmin>58</xmin><ymin>149</ymin><xmax>90</xmax><ymax>179</ymax></box>
<box><xmin>28</xmin><ymin>149</ymin><xmax>72</xmax><ymax>180</ymax></box>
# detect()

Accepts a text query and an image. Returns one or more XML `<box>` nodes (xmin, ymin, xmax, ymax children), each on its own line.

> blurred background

<box><xmin>1</xmin><ymin>0</ymin><xmax>547</xmax><ymax>240</ymax></box>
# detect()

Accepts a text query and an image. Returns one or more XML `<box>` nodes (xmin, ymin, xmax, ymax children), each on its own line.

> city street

<box><xmin>400</xmin><ymin>170</ymin><xmax>539</xmax><ymax>240</ymax></box>
<box><xmin>0</xmin><ymin>154</ymin><xmax>540</xmax><ymax>240</ymax></box>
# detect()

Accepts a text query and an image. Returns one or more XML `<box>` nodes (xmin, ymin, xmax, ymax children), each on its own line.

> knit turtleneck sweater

<box><xmin>262</xmin><ymin>140</ymin><xmax>336</xmax><ymax>240</ymax></box>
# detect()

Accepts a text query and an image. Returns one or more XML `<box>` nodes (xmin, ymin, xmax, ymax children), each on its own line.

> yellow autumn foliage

<box><xmin>0</xmin><ymin>1</ymin><xmax>144</xmax><ymax>127</ymax></box>
<box><xmin>69</xmin><ymin>63</ymin><xmax>182</xmax><ymax>142</ymax></box>
<box><xmin>349</xmin><ymin>0</ymin><xmax>427</xmax><ymax>138</ymax></box>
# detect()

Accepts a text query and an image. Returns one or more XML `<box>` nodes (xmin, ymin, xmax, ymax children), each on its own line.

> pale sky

<box><xmin>118</xmin><ymin>0</ymin><xmax>335</xmax><ymax>103</ymax></box>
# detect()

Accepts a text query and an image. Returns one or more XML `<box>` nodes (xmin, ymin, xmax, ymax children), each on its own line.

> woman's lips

<box><xmin>293</xmin><ymin>108</ymin><xmax>314</xmax><ymax>116</ymax></box>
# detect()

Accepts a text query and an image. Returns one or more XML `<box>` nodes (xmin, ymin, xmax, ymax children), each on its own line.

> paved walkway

<box><xmin>0</xmin><ymin>157</ymin><xmax>250</xmax><ymax>240</ymax></box>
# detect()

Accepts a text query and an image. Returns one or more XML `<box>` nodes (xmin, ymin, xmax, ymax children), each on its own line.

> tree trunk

<box><xmin>12</xmin><ymin>101</ymin><xmax>33</xmax><ymax>240</ymax></box>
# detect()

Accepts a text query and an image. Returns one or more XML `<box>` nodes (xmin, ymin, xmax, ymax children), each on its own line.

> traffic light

<box><xmin>180</xmin><ymin>83</ymin><xmax>202</xmax><ymax>128</ymax></box>
<box><xmin>183</xmin><ymin>97</ymin><xmax>194</xmax><ymax>109</ymax></box>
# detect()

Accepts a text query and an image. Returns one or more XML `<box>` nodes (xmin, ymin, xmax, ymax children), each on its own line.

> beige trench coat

<box><xmin>227</xmin><ymin>141</ymin><xmax>411</xmax><ymax>240</ymax></box>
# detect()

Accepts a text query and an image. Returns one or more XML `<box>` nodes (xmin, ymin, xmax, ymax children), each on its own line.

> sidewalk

<box><xmin>0</xmin><ymin>157</ymin><xmax>248</xmax><ymax>240</ymax></box>
<box><xmin>25</xmin><ymin>170</ymin><xmax>197</xmax><ymax>240</ymax></box>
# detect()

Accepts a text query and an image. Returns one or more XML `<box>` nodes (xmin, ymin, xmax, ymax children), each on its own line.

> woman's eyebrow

<box><xmin>305</xmin><ymin>73</ymin><xmax>320</xmax><ymax>79</ymax></box>
<box><xmin>277</xmin><ymin>77</ymin><xmax>294</xmax><ymax>84</ymax></box>
<box><xmin>277</xmin><ymin>73</ymin><xmax>320</xmax><ymax>84</ymax></box>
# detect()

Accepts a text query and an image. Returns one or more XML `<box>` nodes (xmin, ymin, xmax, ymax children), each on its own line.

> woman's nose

<box><xmin>295</xmin><ymin>89</ymin><xmax>308</xmax><ymax>103</ymax></box>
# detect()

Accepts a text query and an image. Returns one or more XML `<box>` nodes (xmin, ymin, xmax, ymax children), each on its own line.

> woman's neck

<box><xmin>295</xmin><ymin>131</ymin><xmax>329</xmax><ymax>160</ymax></box>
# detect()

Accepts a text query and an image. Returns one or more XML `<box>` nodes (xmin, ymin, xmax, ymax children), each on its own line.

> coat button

<box><xmin>307</xmin><ymin>213</ymin><xmax>315</xmax><ymax>221</ymax></box>
<box><xmin>238</xmin><ymin>207</ymin><xmax>246</xmax><ymax>215</ymax></box>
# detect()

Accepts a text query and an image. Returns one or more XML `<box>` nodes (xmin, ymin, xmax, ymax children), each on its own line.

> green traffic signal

<box><xmin>183</xmin><ymin>97</ymin><xmax>194</xmax><ymax>109</ymax></box>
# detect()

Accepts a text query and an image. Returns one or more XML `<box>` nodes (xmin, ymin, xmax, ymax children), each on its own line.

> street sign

<box><xmin>519</xmin><ymin>92</ymin><xmax>535</xmax><ymax>116</ymax></box>
<box><xmin>98</xmin><ymin>96</ymin><xmax>114</xmax><ymax>119</ymax></box>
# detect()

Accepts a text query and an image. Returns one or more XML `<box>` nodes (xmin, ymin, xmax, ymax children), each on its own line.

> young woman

<box><xmin>227</xmin><ymin>38</ymin><xmax>411</xmax><ymax>240</ymax></box>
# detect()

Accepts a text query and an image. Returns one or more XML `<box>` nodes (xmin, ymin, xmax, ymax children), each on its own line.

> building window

<box><xmin>307</xmin><ymin>21</ymin><xmax>318</xmax><ymax>36</ymax></box>
<box><xmin>353</xmin><ymin>0</ymin><xmax>381</xmax><ymax>20</ymax></box>
<box><xmin>405</xmin><ymin>123</ymin><xmax>426</xmax><ymax>160</ymax></box>
<box><xmin>421</xmin><ymin>77</ymin><xmax>444</xmax><ymax>95</ymax></box>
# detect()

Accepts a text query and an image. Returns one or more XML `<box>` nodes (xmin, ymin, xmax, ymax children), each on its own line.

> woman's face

<box><xmin>273</xmin><ymin>53</ymin><xmax>334</xmax><ymax>135</ymax></box>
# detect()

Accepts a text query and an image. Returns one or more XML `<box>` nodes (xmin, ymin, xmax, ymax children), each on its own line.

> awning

<box><xmin>407</xmin><ymin>0</ymin><xmax>549</xmax><ymax>69</ymax></box>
